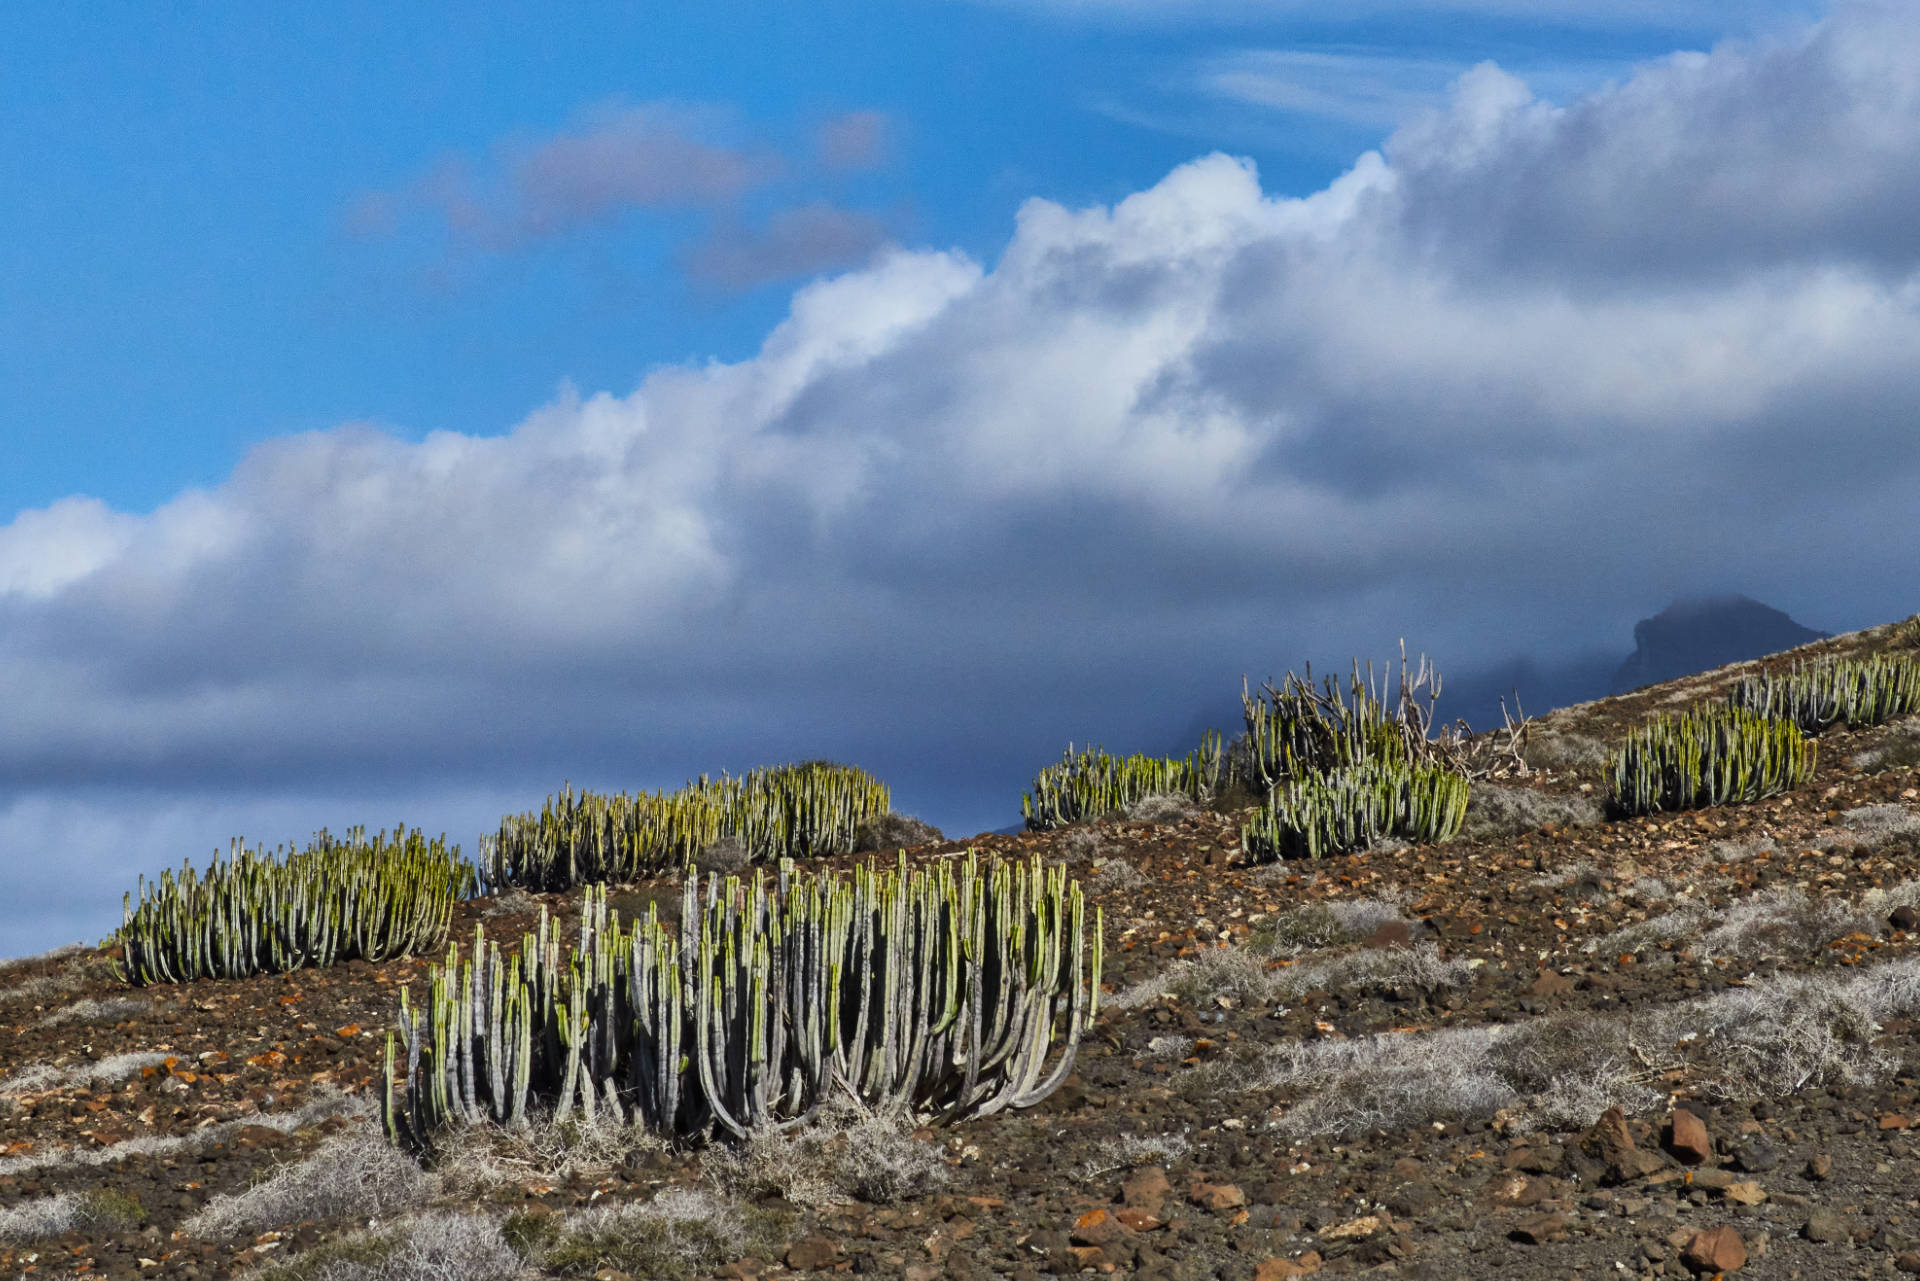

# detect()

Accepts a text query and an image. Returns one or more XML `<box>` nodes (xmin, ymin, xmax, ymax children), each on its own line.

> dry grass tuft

<box><xmin>1850</xmin><ymin>718</ymin><xmax>1920</xmax><ymax>773</ymax></box>
<box><xmin>0</xmin><ymin>1051</ymin><xmax>168</xmax><ymax>1095</ymax></box>
<box><xmin>186</xmin><ymin>1129</ymin><xmax>433</xmax><ymax>1239</ymax></box>
<box><xmin>1089</xmin><ymin>858</ymin><xmax>1151</xmax><ymax>892</ymax></box>
<box><xmin>0</xmin><ymin>1188</ymin><xmax>147</xmax><ymax>1242</ymax></box>
<box><xmin>522</xmin><ymin>1189</ymin><xmax>776</xmax><ymax>1281</ymax></box>
<box><xmin>35</xmin><ymin>996</ymin><xmax>149</xmax><ymax>1028</ymax></box>
<box><xmin>1219</xmin><ymin>954</ymin><xmax>1920</xmax><ymax>1140</ymax></box>
<box><xmin>249</xmin><ymin>1212</ymin><xmax>525</xmax><ymax>1281</ymax></box>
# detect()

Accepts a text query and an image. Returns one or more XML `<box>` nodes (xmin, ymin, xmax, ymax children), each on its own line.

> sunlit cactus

<box><xmin>1238</xmin><ymin>648</ymin><xmax>1457</xmax><ymax>792</ymax></box>
<box><xmin>484</xmin><ymin>761</ymin><xmax>891</xmax><ymax>892</ymax></box>
<box><xmin>385</xmin><ymin>851</ymin><xmax>1101</xmax><ymax>1153</ymax></box>
<box><xmin>1021</xmin><ymin>732</ymin><xmax>1223</xmax><ymax>831</ymax></box>
<box><xmin>113</xmin><ymin>826</ymin><xmax>467</xmax><ymax>986</ymax></box>
<box><xmin>1730</xmin><ymin>654</ymin><xmax>1920</xmax><ymax>733</ymax></box>
<box><xmin>1606</xmin><ymin>706</ymin><xmax>1816</xmax><ymax>818</ymax></box>
<box><xmin>1240</xmin><ymin>759</ymin><xmax>1469</xmax><ymax>862</ymax></box>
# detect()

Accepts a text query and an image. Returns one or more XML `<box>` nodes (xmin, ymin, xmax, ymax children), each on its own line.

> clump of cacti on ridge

<box><xmin>1730</xmin><ymin>654</ymin><xmax>1920</xmax><ymax>734</ymax></box>
<box><xmin>113</xmin><ymin>826</ymin><xmax>468</xmax><ymax>986</ymax></box>
<box><xmin>1235</xmin><ymin>649</ymin><xmax>1473</xmax><ymax>860</ymax></box>
<box><xmin>483</xmin><ymin>761</ymin><xmax>891</xmax><ymax>892</ymax></box>
<box><xmin>383</xmin><ymin>851</ymin><xmax>1099</xmax><ymax>1154</ymax></box>
<box><xmin>1021</xmin><ymin>734</ymin><xmax>1223</xmax><ymax>832</ymax></box>
<box><xmin>1241</xmin><ymin>759</ymin><xmax>1470</xmax><ymax>862</ymax></box>
<box><xmin>1606</xmin><ymin>705</ymin><xmax>1816</xmax><ymax>817</ymax></box>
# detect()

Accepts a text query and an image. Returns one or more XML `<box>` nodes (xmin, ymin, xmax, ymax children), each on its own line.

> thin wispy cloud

<box><xmin>345</xmin><ymin>100</ymin><xmax>905</xmax><ymax>294</ymax></box>
<box><xmin>685</xmin><ymin>203</ymin><xmax>897</xmax><ymax>290</ymax></box>
<box><xmin>1200</xmin><ymin>49</ymin><xmax>1473</xmax><ymax>128</ymax></box>
<box><xmin>354</xmin><ymin>101</ymin><xmax>780</xmax><ymax>249</ymax></box>
<box><xmin>816</xmin><ymin>111</ymin><xmax>893</xmax><ymax>171</ymax></box>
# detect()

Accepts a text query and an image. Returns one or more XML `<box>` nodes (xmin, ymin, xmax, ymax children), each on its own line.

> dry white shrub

<box><xmin>701</xmin><ymin>1099</ymin><xmax>947</xmax><ymax>1207</ymax></box>
<box><xmin>0</xmin><ymin>953</ymin><xmax>109</xmax><ymax>1008</ymax></box>
<box><xmin>1863</xmin><ymin>879</ymin><xmax>1920</xmax><ymax>919</ymax></box>
<box><xmin>1126</xmin><ymin>792</ymin><xmax>1199</xmax><ymax>824</ymax></box>
<box><xmin>1698</xmin><ymin>888</ymin><xmax>1871</xmax><ymax>961</ymax></box>
<box><xmin>1463</xmin><ymin>785</ymin><xmax>1605</xmax><ymax>841</ymax></box>
<box><xmin>1271</xmin><ymin>943</ymin><xmax>1471</xmax><ymax>1001</ymax></box>
<box><xmin>1519</xmin><ymin>728</ymin><xmax>1610</xmax><ymax>773</ymax></box>
<box><xmin>1076</xmin><ymin>1129</ymin><xmax>1193</xmax><ymax>1180</ymax></box>
<box><xmin>0</xmin><ymin>1189</ymin><xmax>144</xmax><ymax>1242</ymax></box>
<box><xmin>1624</xmin><ymin>877</ymin><xmax>1673</xmax><ymax>903</ymax></box>
<box><xmin>298</xmin><ymin>1213</ymin><xmax>525</xmax><ymax>1281</ymax></box>
<box><xmin>1839</xmin><ymin>804</ymin><xmax>1920</xmax><ymax>845</ymax></box>
<box><xmin>185</xmin><ymin>1130</ymin><xmax>431</xmax><ymax>1238</ymax></box>
<box><xmin>1090</xmin><ymin>859</ymin><xmax>1151</xmax><ymax>892</ymax></box>
<box><xmin>1585</xmin><ymin>905</ymin><xmax>1714</xmax><ymax>958</ymax></box>
<box><xmin>432</xmin><ymin>1108</ymin><xmax>666</xmax><ymax>1197</ymax></box>
<box><xmin>1850</xmin><ymin>720</ymin><xmax>1920</xmax><ymax>772</ymax></box>
<box><xmin>1055</xmin><ymin>826</ymin><xmax>1106</xmax><ymax>863</ymax></box>
<box><xmin>0</xmin><ymin>1051</ymin><xmax>168</xmax><ymax>1095</ymax></box>
<box><xmin>1109</xmin><ymin>945</ymin><xmax>1277</xmax><ymax>1011</ymax></box>
<box><xmin>478</xmin><ymin>888</ymin><xmax>540</xmax><ymax>919</ymax></box>
<box><xmin>35</xmin><ymin>996</ymin><xmax>149</xmax><ymax>1028</ymax></box>
<box><xmin>0</xmin><ymin>1087</ymin><xmax>368</xmax><ymax>1180</ymax></box>
<box><xmin>0</xmin><ymin>941</ymin><xmax>88</xmax><ymax>975</ymax></box>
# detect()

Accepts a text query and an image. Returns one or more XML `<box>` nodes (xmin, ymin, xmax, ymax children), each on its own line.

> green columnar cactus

<box><xmin>483</xmin><ymin>763</ymin><xmax>892</xmax><ymax>892</ymax></box>
<box><xmin>1731</xmin><ymin>655</ymin><xmax>1920</xmax><ymax>733</ymax></box>
<box><xmin>1606</xmin><ymin>706</ymin><xmax>1816</xmax><ymax>818</ymax></box>
<box><xmin>1239</xmin><ymin>759</ymin><xmax>1470</xmax><ymax>862</ymax></box>
<box><xmin>114</xmin><ymin>827</ymin><xmax>466</xmax><ymax>986</ymax></box>
<box><xmin>1237</xmin><ymin>651</ymin><xmax>1451</xmax><ymax>792</ymax></box>
<box><xmin>1020</xmin><ymin>732</ymin><xmax>1223</xmax><ymax>832</ymax></box>
<box><xmin>384</xmin><ymin>852</ymin><xmax>1101</xmax><ymax>1154</ymax></box>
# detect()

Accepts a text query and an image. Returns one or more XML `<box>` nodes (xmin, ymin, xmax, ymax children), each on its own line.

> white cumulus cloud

<box><xmin>6</xmin><ymin>2</ymin><xmax>1920</xmax><ymax>956</ymax></box>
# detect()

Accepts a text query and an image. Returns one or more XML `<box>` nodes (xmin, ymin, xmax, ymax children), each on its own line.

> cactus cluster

<box><xmin>1606</xmin><ymin>706</ymin><xmax>1817</xmax><ymax>817</ymax></box>
<box><xmin>1239</xmin><ymin>670</ymin><xmax>1409</xmax><ymax>791</ymax></box>
<box><xmin>1240</xmin><ymin>759</ymin><xmax>1469</xmax><ymax>862</ymax></box>
<box><xmin>384</xmin><ymin>852</ymin><xmax>1099</xmax><ymax>1152</ymax></box>
<box><xmin>1730</xmin><ymin>654</ymin><xmax>1920</xmax><ymax>733</ymax></box>
<box><xmin>114</xmin><ymin>827</ymin><xmax>467</xmax><ymax>986</ymax></box>
<box><xmin>484</xmin><ymin>762</ymin><xmax>891</xmax><ymax>892</ymax></box>
<box><xmin>1236</xmin><ymin>653</ymin><xmax>1472</xmax><ymax>861</ymax></box>
<box><xmin>1021</xmin><ymin>734</ymin><xmax>1223</xmax><ymax>832</ymax></box>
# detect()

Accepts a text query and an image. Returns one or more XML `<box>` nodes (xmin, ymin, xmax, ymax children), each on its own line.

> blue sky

<box><xmin>0</xmin><ymin>1</ymin><xmax>1794</xmax><ymax>519</ymax></box>
<box><xmin>5</xmin><ymin>0</ymin><xmax>1914</xmax><ymax>957</ymax></box>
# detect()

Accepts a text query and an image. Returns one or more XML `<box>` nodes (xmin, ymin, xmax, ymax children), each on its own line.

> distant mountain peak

<box><xmin>1610</xmin><ymin>594</ymin><xmax>1828</xmax><ymax>695</ymax></box>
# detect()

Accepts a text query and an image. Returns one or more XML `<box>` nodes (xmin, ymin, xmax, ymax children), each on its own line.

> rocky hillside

<box><xmin>5</xmin><ymin>613</ymin><xmax>1920</xmax><ymax>1281</ymax></box>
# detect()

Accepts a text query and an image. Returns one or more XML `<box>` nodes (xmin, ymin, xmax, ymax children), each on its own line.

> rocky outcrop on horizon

<box><xmin>1610</xmin><ymin>595</ymin><xmax>1828</xmax><ymax>696</ymax></box>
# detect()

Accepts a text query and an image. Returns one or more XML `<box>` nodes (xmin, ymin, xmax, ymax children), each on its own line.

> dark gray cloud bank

<box><xmin>5</xmin><ymin>3</ymin><xmax>1919</xmax><ymax>956</ymax></box>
